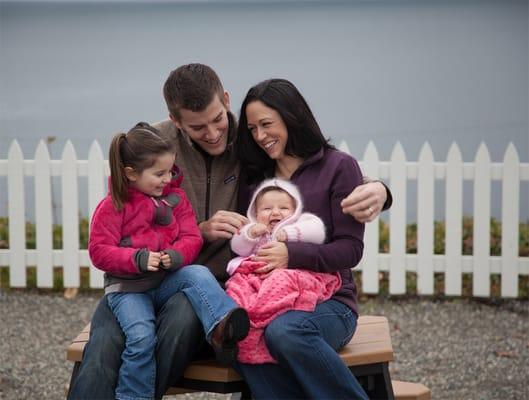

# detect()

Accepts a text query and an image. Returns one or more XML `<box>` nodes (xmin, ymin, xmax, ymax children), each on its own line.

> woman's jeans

<box><xmin>106</xmin><ymin>265</ymin><xmax>238</xmax><ymax>400</ymax></box>
<box><xmin>236</xmin><ymin>299</ymin><xmax>369</xmax><ymax>400</ymax></box>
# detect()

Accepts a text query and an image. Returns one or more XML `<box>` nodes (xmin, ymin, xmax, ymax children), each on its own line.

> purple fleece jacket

<box><xmin>238</xmin><ymin>148</ymin><xmax>365</xmax><ymax>315</ymax></box>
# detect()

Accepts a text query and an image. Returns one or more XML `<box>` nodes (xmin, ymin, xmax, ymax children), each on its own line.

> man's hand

<box><xmin>199</xmin><ymin>210</ymin><xmax>249</xmax><ymax>242</ymax></box>
<box><xmin>252</xmin><ymin>241</ymin><xmax>288</xmax><ymax>279</ymax></box>
<box><xmin>147</xmin><ymin>252</ymin><xmax>161</xmax><ymax>272</ymax></box>
<box><xmin>248</xmin><ymin>223</ymin><xmax>269</xmax><ymax>239</ymax></box>
<box><xmin>341</xmin><ymin>181</ymin><xmax>387</xmax><ymax>223</ymax></box>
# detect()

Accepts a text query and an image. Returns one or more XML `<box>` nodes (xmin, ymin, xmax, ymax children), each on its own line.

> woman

<box><xmin>235</xmin><ymin>78</ymin><xmax>369</xmax><ymax>399</ymax></box>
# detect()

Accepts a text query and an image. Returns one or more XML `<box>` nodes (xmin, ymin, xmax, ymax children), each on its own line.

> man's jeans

<box><xmin>68</xmin><ymin>265</ymin><xmax>235</xmax><ymax>400</ymax></box>
<box><xmin>236</xmin><ymin>299</ymin><xmax>369</xmax><ymax>399</ymax></box>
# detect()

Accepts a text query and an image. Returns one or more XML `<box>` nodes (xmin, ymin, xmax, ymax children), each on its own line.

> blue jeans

<box><xmin>107</xmin><ymin>265</ymin><xmax>238</xmax><ymax>400</ymax></box>
<box><xmin>236</xmin><ymin>299</ymin><xmax>369</xmax><ymax>400</ymax></box>
<box><xmin>67</xmin><ymin>292</ymin><xmax>205</xmax><ymax>400</ymax></box>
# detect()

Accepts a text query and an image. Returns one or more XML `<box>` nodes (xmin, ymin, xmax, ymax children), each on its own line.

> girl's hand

<box><xmin>252</xmin><ymin>241</ymin><xmax>288</xmax><ymax>278</ymax></box>
<box><xmin>160</xmin><ymin>253</ymin><xmax>172</xmax><ymax>268</ymax></box>
<box><xmin>147</xmin><ymin>252</ymin><xmax>161</xmax><ymax>272</ymax></box>
<box><xmin>249</xmin><ymin>223</ymin><xmax>269</xmax><ymax>238</ymax></box>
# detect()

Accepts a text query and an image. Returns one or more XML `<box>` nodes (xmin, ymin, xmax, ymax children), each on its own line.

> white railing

<box><xmin>1</xmin><ymin>140</ymin><xmax>528</xmax><ymax>297</ymax></box>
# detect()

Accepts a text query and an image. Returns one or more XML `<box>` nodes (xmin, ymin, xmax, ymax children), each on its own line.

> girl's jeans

<box><xmin>236</xmin><ymin>299</ymin><xmax>369</xmax><ymax>399</ymax></box>
<box><xmin>107</xmin><ymin>264</ymin><xmax>238</xmax><ymax>400</ymax></box>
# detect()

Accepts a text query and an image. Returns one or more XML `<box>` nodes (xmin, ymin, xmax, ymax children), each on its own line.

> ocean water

<box><xmin>1</xmin><ymin>0</ymin><xmax>528</xmax><ymax>221</ymax></box>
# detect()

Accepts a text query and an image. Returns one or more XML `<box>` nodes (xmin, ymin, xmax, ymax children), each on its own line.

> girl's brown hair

<box><xmin>108</xmin><ymin>122</ymin><xmax>176</xmax><ymax>210</ymax></box>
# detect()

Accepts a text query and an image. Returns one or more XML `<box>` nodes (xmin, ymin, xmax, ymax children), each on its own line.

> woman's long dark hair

<box><xmin>237</xmin><ymin>79</ymin><xmax>333</xmax><ymax>184</ymax></box>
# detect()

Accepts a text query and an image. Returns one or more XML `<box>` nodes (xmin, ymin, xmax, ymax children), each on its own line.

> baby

<box><xmin>226</xmin><ymin>178</ymin><xmax>341</xmax><ymax>364</ymax></box>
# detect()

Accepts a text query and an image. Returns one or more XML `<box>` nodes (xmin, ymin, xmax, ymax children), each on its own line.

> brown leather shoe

<box><xmin>210</xmin><ymin>307</ymin><xmax>250</xmax><ymax>366</ymax></box>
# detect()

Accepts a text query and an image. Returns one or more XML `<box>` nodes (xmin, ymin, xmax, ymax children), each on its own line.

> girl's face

<box><xmin>126</xmin><ymin>152</ymin><xmax>176</xmax><ymax>197</ymax></box>
<box><xmin>245</xmin><ymin>100</ymin><xmax>288</xmax><ymax>161</ymax></box>
<box><xmin>255</xmin><ymin>190</ymin><xmax>295</xmax><ymax>230</ymax></box>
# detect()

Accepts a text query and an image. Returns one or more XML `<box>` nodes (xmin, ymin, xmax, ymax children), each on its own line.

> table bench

<box><xmin>67</xmin><ymin>315</ymin><xmax>429</xmax><ymax>399</ymax></box>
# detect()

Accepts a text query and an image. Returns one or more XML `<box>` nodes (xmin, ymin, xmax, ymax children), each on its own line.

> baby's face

<box><xmin>255</xmin><ymin>190</ymin><xmax>295</xmax><ymax>230</ymax></box>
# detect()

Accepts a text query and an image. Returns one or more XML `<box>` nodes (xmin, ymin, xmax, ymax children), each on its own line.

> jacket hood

<box><xmin>246</xmin><ymin>178</ymin><xmax>303</xmax><ymax>234</ymax></box>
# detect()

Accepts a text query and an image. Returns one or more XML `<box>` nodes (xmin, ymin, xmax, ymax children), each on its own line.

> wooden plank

<box><xmin>417</xmin><ymin>143</ymin><xmax>434</xmax><ymax>295</ymax></box>
<box><xmin>501</xmin><ymin>144</ymin><xmax>519</xmax><ymax>297</ymax></box>
<box><xmin>35</xmin><ymin>141</ymin><xmax>54</xmax><ymax>288</ymax></box>
<box><xmin>392</xmin><ymin>380</ymin><xmax>431</xmax><ymax>400</ymax></box>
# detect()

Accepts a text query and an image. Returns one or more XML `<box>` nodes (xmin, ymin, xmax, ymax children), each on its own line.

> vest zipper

<box><xmin>204</xmin><ymin>155</ymin><xmax>212</xmax><ymax>221</ymax></box>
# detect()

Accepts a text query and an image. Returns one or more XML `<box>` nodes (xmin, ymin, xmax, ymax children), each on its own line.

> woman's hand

<box><xmin>252</xmin><ymin>241</ymin><xmax>288</xmax><ymax>278</ymax></box>
<box><xmin>341</xmin><ymin>181</ymin><xmax>387</xmax><ymax>223</ymax></box>
<box><xmin>199</xmin><ymin>210</ymin><xmax>249</xmax><ymax>242</ymax></box>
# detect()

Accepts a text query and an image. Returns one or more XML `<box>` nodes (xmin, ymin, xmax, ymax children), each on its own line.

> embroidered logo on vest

<box><xmin>224</xmin><ymin>175</ymin><xmax>236</xmax><ymax>184</ymax></box>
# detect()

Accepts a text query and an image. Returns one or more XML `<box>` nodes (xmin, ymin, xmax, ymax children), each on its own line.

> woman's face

<box><xmin>245</xmin><ymin>100</ymin><xmax>288</xmax><ymax>161</ymax></box>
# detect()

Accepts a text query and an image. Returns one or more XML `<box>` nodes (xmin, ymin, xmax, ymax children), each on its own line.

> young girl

<box><xmin>226</xmin><ymin>178</ymin><xmax>341</xmax><ymax>364</ymax></box>
<box><xmin>88</xmin><ymin>122</ymin><xmax>249</xmax><ymax>400</ymax></box>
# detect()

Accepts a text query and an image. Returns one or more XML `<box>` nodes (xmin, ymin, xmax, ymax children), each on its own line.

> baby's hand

<box><xmin>160</xmin><ymin>252</ymin><xmax>172</xmax><ymax>268</ymax></box>
<box><xmin>275</xmin><ymin>229</ymin><xmax>287</xmax><ymax>242</ymax></box>
<box><xmin>249</xmin><ymin>223</ymin><xmax>269</xmax><ymax>239</ymax></box>
<box><xmin>147</xmin><ymin>252</ymin><xmax>161</xmax><ymax>272</ymax></box>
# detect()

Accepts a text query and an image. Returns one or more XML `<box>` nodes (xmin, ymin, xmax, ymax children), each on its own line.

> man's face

<box><xmin>173</xmin><ymin>92</ymin><xmax>231</xmax><ymax>156</ymax></box>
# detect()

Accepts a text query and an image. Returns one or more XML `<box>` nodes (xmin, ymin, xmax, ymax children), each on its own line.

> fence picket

<box><xmin>473</xmin><ymin>143</ymin><xmax>491</xmax><ymax>297</ymax></box>
<box><xmin>389</xmin><ymin>142</ymin><xmax>407</xmax><ymax>294</ymax></box>
<box><xmin>361</xmin><ymin>141</ymin><xmax>380</xmax><ymax>294</ymax></box>
<box><xmin>61</xmin><ymin>141</ymin><xmax>80</xmax><ymax>288</ymax></box>
<box><xmin>501</xmin><ymin>143</ymin><xmax>519</xmax><ymax>297</ymax></box>
<box><xmin>34</xmin><ymin>141</ymin><xmax>53</xmax><ymax>287</ymax></box>
<box><xmin>7</xmin><ymin>141</ymin><xmax>26</xmax><ymax>287</ymax></box>
<box><xmin>87</xmin><ymin>141</ymin><xmax>105</xmax><ymax>288</ymax></box>
<box><xmin>417</xmin><ymin>143</ymin><xmax>434</xmax><ymax>294</ymax></box>
<box><xmin>445</xmin><ymin>143</ymin><xmax>463</xmax><ymax>295</ymax></box>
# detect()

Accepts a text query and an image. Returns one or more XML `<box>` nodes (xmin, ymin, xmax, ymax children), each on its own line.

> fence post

<box><xmin>417</xmin><ymin>143</ymin><xmax>434</xmax><ymax>295</ymax></box>
<box><xmin>501</xmin><ymin>143</ymin><xmax>519</xmax><ymax>297</ymax></box>
<box><xmin>445</xmin><ymin>143</ymin><xmax>463</xmax><ymax>296</ymax></box>
<box><xmin>35</xmin><ymin>141</ymin><xmax>54</xmax><ymax>288</ymax></box>
<box><xmin>361</xmin><ymin>141</ymin><xmax>381</xmax><ymax>294</ymax></box>
<box><xmin>473</xmin><ymin>143</ymin><xmax>491</xmax><ymax>297</ymax></box>
<box><xmin>389</xmin><ymin>142</ymin><xmax>407</xmax><ymax>295</ymax></box>
<box><xmin>87</xmin><ymin>141</ymin><xmax>105</xmax><ymax>288</ymax></box>
<box><xmin>61</xmin><ymin>141</ymin><xmax>80</xmax><ymax>288</ymax></box>
<box><xmin>7</xmin><ymin>141</ymin><xmax>26</xmax><ymax>287</ymax></box>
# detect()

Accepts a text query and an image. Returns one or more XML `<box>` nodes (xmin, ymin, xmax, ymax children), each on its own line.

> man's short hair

<box><xmin>163</xmin><ymin>63</ymin><xmax>225</xmax><ymax>120</ymax></box>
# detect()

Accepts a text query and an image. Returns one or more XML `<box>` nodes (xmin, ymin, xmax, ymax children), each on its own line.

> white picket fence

<box><xmin>0</xmin><ymin>139</ymin><xmax>528</xmax><ymax>297</ymax></box>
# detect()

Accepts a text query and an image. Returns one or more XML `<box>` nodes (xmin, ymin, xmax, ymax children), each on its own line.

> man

<box><xmin>68</xmin><ymin>63</ymin><xmax>391</xmax><ymax>399</ymax></box>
